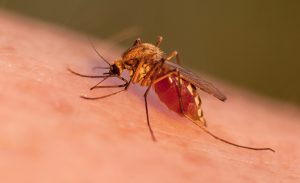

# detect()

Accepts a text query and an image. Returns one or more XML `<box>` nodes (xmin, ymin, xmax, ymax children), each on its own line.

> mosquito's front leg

<box><xmin>67</xmin><ymin>68</ymin><xmax>107</xmax><ymax>78</ymax></box>
<box><xmin>81</xmin><ymin>88</ymin><xmax>127</xmax><ymax>100</ymax></box>
<box><xmin>90</xmin><ymin>76</ymin><xmax>110</xmax><ymax>90</ymax></box>
<box><xmin>81</xmin><ymin>83</ymin><xmax>128</xmax><ymax>100</ymax></box>
<box><xmin>81</xmin><ymin>75</ymin><xmax>130</xmax><ymax>100</ymax></box>
<box><xmin>143</xmin><ymin>60</ymin><xmax>166</xmax><ymax>141</ymax></box>
<box><xmin>91</xmin><ymin>75</ymin><xmax>129</xmax><ymax>90</ymax></box>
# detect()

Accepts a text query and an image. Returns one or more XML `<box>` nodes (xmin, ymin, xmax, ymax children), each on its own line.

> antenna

<box><xmin>88</xmin><ymin>37</ymin><xmax>111</xmax><ymax>66</ymax></box>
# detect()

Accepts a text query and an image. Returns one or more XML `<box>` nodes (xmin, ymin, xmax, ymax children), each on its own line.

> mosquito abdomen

<box><xmin>154</xmin><ymin>74</ymin><xmax>206</xmax><ymax>125</ymax></box>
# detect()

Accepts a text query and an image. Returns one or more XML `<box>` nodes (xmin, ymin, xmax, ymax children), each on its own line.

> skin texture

<box><xmin>0</xmin><ymin>11</ymin><xmax>300</xmax><ymax>182</ymax></box>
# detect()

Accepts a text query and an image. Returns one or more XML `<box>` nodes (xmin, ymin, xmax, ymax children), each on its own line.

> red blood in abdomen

<box><xmin>154</xmin><ymin>75</ymin><xmax>199</xmax><ymax>120</ymax></box>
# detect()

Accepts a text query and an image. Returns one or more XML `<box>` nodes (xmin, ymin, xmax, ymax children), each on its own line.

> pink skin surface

<box><xmin>0</xmin><ymin>11</ymin><xmax>300</xmax><ymax>183</ymax></box>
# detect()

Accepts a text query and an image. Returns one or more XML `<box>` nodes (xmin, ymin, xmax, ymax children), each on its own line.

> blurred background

<box><xmin>1</xmin><ymin>0</ymin><xmax>299</xmax><ymax>105</ymax></box>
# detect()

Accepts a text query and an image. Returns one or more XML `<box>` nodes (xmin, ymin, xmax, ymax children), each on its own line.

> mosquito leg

<box><xmin>124</xmin><ymin>77</ymin><xmax>133</xmax><ymax>90</ymax></box>
<box><xmin>131</xmin><ymin>59</ymin><xmax>145</xmax><ymax>82</ymax></box>
<box><xmin>156</xmin><ymin>36</ymin><xmax>163</xmax><ymax>47</ymax></box>
<box><xmin>157</xmin><ymin>50</ymin><xmax>207</xmax><ymax>126</ymax></box>
<box><xmin>175</xmin><ymin>52</ymin><xmax>181</xmax><ymax>65</ymax></box>
<box><xmin>174</xmin><ymin>72</ymin><xmax>207</xmax><ymax>126</ymax></box>
<box><xmin>165</xmin><ymin>53</ymin><xmax>182</xmax><ymax>98</ymax></box>
<box><xmin>116</xmin><ymin>75</ymin><xmax>129</xmax><ymax>85</ymax></box>
<box><xmin>166</xmin><ymin>55</ymin><xmax>209</xmax><ymax>123</ymax></box>
<box><xmin>149</xmin><ymin>50</ymin><xmax>183</xmax><ymax>115</ymax></box>
<box><xmin>90</xmin><ymin>77</ymin><xmax>109</xmax><ymax>90</ymax></box>
<box><xmin>165</xmin><ymin>50</ymin><xmax>181</xmax><ymax>65</ymax></box>
<box><xmin>173</xmin><ymin>77</ymin><xmax>274</xmax><ymax>152</ymax></box>
<box><xmin>143</xmin><ymin>60</ymin><xmax>166</xmax><ymax>141</ymax></box>
<box><xmin>175</xmin><ymin>71</ymin><xmax>184</xmax><ymax>113</ymax></box>
<box><xmin>92</xmin><ymin>66</ymin><xmax>110</xmax><ymax>71</ymax></box>
<box><xmin>83</xmin><ymin>75</ymin><xmax>129</xmax><ymax>99</ymax></box>
<box><xmin>133</xmin><ymin>38</ymin><xmax>142</xmax><ymax>46</ymax></box>
<box><xmin>165</xmin><ymin>51</ymin><xmax>177</xmax><ymax>61</ymax></box>
<box><xmin>91</xmin><ymin>75</ymin><xmax>129</xmax><ymax>89</ymax></box>
<box><xmin>122</xmin><ymin>59</ymin><xmax>145</xmax><ymax>89</ymax></box>
<box><xmin>172</xmin><ymin>53</ymin><xmax>184</xmax><ymax>112</ymax></box>
<box><xmin>190</xmin><ymin>119</ymin><xmax>275</xmax><ymax>152</ymax></box>
<box><xmin>68</xmin><ymin>68</ymin><xmax>107</xmax><ymax>78</ymax></box>
<box><xmin>81</xmin><ymin>88</ymin><xmax>126</xmax><ymax>100</ymax></box>
<box><xmin>140</xmin><ymin>61</ymin><xmax>167</xmax><ymax>86</ymax></box>
<box><xmin>152</xmin><ymin>70</ymin><xmax>177</xmax><ymax>84</ymax></box>
<box><xmin>151</xmin><ymin>69</ymin><xmax>193</xmax><ymax>123</ymax></box>
<box><xmin>91</xmin><ymin>83</ymin><xmax>127</xmax><ymax>89</ymax></box>
<box><xmin>144</xmin><ymin>87</ymin><xmax>156</xmax><ymax>141</ymax></box>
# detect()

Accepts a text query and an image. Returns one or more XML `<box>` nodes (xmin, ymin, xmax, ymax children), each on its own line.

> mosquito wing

<box><xmin>164</xmin><ymin>61</ymin><xmax>227</xmax><ymax>101</ymax></box>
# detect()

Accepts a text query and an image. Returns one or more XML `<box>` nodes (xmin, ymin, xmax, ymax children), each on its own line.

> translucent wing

<box><xmin>164</xmin><ymin>61</ymin><xmax>227</xmax><ymax>101</ymax></box>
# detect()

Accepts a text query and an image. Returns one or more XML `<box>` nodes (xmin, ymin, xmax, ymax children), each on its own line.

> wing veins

<box><xmin>164</xmin><ymin>61</ymin><xmax>227</xmax><ymax>101</ymax></box>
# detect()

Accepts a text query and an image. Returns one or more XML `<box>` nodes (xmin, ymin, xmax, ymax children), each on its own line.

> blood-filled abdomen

<box><xmin>154</xmin><ymin>75</ymin><xmax>206</xmax><ymax>125</ymax></box>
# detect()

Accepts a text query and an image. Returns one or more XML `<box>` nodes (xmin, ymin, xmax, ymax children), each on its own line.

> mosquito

<box><xmin>68</xmin><ymin>36</ymin><xmax>275</xmax><ymax>152</ymax></box>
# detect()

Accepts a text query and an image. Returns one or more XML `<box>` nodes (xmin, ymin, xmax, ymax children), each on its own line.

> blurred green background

<box><xmin>1</xmin><ymin>0</ymin><xmax>300</xmax><ymax>105</ymax></box>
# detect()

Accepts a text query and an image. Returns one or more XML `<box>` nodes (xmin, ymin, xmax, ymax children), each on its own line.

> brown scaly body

<box><xmin>68</xmin><ymin>36</ymin><xmax>275</xmax><ymax>152</ymax></box>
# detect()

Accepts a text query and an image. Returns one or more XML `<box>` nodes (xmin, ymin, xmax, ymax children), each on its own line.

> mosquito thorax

<box><xmin>123</xmin><ymin>43</ymin><xmax>164</xmax><ymax>63</ymax></box>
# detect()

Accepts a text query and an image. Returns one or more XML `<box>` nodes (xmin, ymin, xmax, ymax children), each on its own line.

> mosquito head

<box><xmin>108</xmin><ymin>64</ymin><xmax>120</xmax><ymax>75</ymax></box>
<box><xmin>108</xmin><ymin>60</ymin><xmax>124</xmax><ymax>76</ymax></box>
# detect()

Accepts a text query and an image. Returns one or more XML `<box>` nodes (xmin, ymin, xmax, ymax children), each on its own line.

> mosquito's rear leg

<box><xmin>174</xmin><ymin>71</ymin><xmax>207</xmax><ymax>126</ymax></box>
<box><xmin>166</xmin><ymin>52</ymin><xmax>207</xmax><ymax>126</ymax></box>
<box><xmin>156</xmin><ymin>36</ymin><xmax>163</xmax><ymax>47</ymax></box>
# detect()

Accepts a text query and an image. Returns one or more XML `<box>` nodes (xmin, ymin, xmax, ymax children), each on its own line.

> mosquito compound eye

<box><xmin>112</xmin><ymin>64</ymin><xmax>120</xmax><ymax>75</ymax></box>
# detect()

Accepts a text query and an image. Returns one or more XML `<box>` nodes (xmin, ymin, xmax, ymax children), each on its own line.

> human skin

<box><xmin>0</xmin><ymin>11</ymin><xmax>300</xmax><ymax>183</ymax></box>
